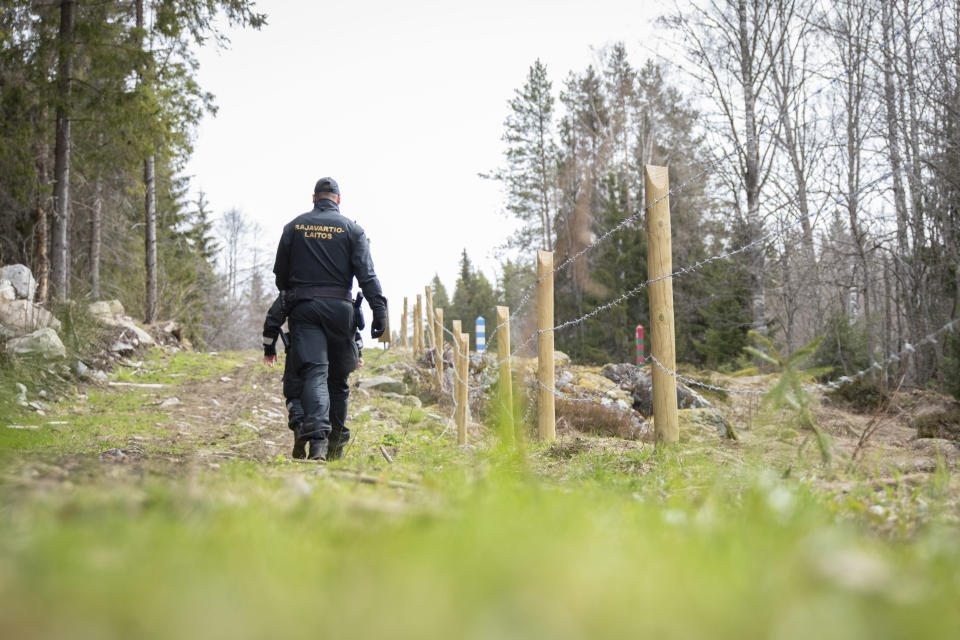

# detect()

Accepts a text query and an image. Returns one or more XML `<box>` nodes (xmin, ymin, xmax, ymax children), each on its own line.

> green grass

<box><xmin>111</xmin><ymin>349</ymin><xmax>249</xmax><ymax>383</ymax></box>
<box><xmin>1</xmin><ymin>347</ymin><xmax>959</xmax><ymax>639</ymax></box>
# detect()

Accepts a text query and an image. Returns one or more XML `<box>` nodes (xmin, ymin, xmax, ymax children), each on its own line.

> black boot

<box><xmin>292</xmin><ymin>437</ymin><xmax>307</xmax><ymax>460</ymax></box>
<box><xmin>327</xmin><ymin>443</ymin><xmax>343</xmax><ymax>461</ymax></box>
<box><xmin>307</xmin><ymin>438</ymin><xmax>328</xmax><ymax>461</ymax></box>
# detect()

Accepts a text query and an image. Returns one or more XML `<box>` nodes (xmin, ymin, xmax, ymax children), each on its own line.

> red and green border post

<box><xmin>636</xmin><ymin>324</ymin><xmax>645</xmax><ymax>365</ymax></box>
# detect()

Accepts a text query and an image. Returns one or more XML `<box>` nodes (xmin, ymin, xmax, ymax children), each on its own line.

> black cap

<box><xmin>313</xmin><ymin>177</ymin><xmax>340</xmax><ymax>195</ymax></box>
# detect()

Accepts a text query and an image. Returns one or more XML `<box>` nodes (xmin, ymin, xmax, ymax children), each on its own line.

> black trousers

<box><xmin>288</xmin><ymin>298</ymin><xmax>358</xmax><ymax>443</ymax></box>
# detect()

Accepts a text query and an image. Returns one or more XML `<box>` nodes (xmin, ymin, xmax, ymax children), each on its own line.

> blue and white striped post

<box><xmin>476</xmin><ymin>316</ymin><xmax>486</xmax><ymax>353</ymax></box>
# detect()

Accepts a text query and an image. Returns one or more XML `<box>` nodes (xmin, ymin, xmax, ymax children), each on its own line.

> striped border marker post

<box><xmin>636</xmin><ymin>325</ymin><xmax>645</xmax><ymax>365</ymax></box>
<box><xmin>476</xmin><ymin>316</ymin><xmax>486</xmax><ymax>353</ymax></box>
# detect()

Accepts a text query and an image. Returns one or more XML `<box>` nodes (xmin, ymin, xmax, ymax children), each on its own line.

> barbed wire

<box><xmin>540</xmin><ymin>170</ymin><xmax>892</xmax><ymax>336</ymax></box>
<box><xmin>647</xmin><ymin>355</ymin><xmax>765</xmax><ymax>397</ymax></box>
<box><xmin>643</xmin><ymin>316</ymin><xmax>959</xmax><ymax>398</ymax></box>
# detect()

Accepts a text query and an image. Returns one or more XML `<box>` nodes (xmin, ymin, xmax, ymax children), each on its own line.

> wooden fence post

<box><xmin>496</xmin><ymin>305</ymin><xmax>514</xmax><ymax>445</ymax></box>
<box><xmin>435</xmin><ymin>307</ymin><xmax>444</xmax><ymax>387</ymax></box>
<box><xmin>644</xmin><ymin>165</ymin><xmax>680</xmax><ymax>444</ymax></box>
<box><xmin>537</xmin><ymin>250</ymin><xmax>555</xmax><ymax>441</ymax></box>
<box><xmin>424</xmin><ymin>285</ymin><xmax>441</xmax><ymax>388</ymax></box>
<box><xmin>414</xmin><ymin>294</ymin><xmax>423</xmax><ymax>355</ymax></box>
<box><xmin>459</xmin><ymin>332</ymin><xmax>469</xmax><ymax>445</ymax></box>
<box><xmin>401</xmin><ymin>297</ymin><xmax>408</xmax><ymax>348</ymax></box>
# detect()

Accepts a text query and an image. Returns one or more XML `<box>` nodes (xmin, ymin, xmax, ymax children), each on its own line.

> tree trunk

<box><xmin>144</xmin><ymin>156</ymin><xmax>158</xmax><ymax>323</ymax></box>
<box><xmin>90</xmin><ymin>172</ymin><xmax>103</xmax><ymax>299</ymax></box>
<box><xmin>34</xmin><ymin>143</ymin><xmax>50</xmax><ymax>304</ymax></box>
<box><xmin>738</xmin><ymin>0</ymin><xmax>765</xmax><ymax>333</ymax></box>
<box><xmin>51</xmin><ymin>0</ymin><xmax>76</xmax><ymax>301</ymax></box>
<box><xmin>880</xmin><ymin>0</ymin><xmax>912</xmax><ymax>376</ymax></box>
<box><xmin>137</xmin><ymin>0</ymin><xmax>158</xmax><ymax>323</ymax></box>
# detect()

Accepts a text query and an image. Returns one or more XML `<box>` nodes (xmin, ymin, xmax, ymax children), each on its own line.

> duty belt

<box><xmin>290</xmin><ymin>286</ymin><xmax>352</xmax><ymax>302</ymax></box>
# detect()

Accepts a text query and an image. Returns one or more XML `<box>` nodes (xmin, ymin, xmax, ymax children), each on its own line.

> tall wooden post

<box><xmin>451</xmin><ymin>320</ymin><xmax>462</xmax><ymax>397</ymax></box>
<box><xmin>414</xmin><ymin>294</ymin><xmax>423</xmax><ymax>354</ymax></box>
<box><xmin>401</xmin><ymin>297</ymin><xmax>408</xmax><ymax>348</ymax></box>
<box><xmin>458</xmin><ymin>332</ymin><xmax>469</xmax><ymax>445</ymax></box>
<box><xmin>645</xmin><ymin>165</ymin><xmax>679</xmax><ymax>444</ymax></box>
<box><xmin>496</xmin><ymin>305</ymin><xmax>514</xmax><ymax>445</ymax></box>
<box><xmin>435</xmin><ymin>307</ymin><xmax>444</xmax><ymax>387</ymax></box>
<box><xmin>424</xmin><ymin>285</ymin><xmax>441</xmax><ymax>388</ymax></box>
<box><xmin>537</xmin><ymin>250</ymin><xmax>555</xmax><ymax>441</ymax></box>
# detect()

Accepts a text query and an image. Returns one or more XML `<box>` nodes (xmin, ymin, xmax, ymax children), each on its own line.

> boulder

<box><xmin>0</xmin><ymin>279</ymin><xmax>15</xmax><ymax>302</ymax></box>
<box><xmin>381</xmin><ymin>392</ymin><xmax>423</xmax><ymax>408</ymax></box>
<box><xmin>88</xmin><ymin>301</ymin><xmax>155</xmax><ymax>348</ymax></box>
<box><xmin>554</xmin><ymin>350</ymin><xmax>572</xmax><ymax>368</ymax></box>
<box><xmin>88</xmin><ymin>299</ymin><xmax>126</xmax><ymax>319</ymax></box>
<box><xmin>358</xmin><ymin>375</ymin><xmax>407</xmax><ymax>394</ymax></box>
<box><xmin>5</xmin><ymin>328</ymin><xmax>66</xmax><ymax>359</ymax></box>
<box><xmin>0</xmin><ymin>264</ymin><xmax>37</xmax><ymax>301</ymax></box>
<box><xmin>678</xmin><ymin>408</ymin><xmax>737</xmax><ymax>440</ymax></box>
<box><xmin>0</xmin><ymin>300</ymin><xmax>62</xmax><ymax>335</ymax></box>
<box><xmin>601</xmin><ymin>362</ymin><xmax>712</xmax><ymax>417</ymax></box>
<box><xmin>574</xmin><ymin>370</ymin><xmax>633</xmax><ymax>406</ymax></box>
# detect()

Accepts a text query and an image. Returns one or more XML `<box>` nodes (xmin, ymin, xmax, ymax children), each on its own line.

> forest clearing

<box><xmin>3</xmin><ymin>0</ymin><xmax>960</xmax><ymax>637</ymax></box>
<box><xmin>1</xmin><ymin>343</ymin><xmax>959</xmax><ymax>638</ymax></box>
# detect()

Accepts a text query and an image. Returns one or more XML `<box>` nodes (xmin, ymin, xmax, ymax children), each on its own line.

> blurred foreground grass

<box><xmin>1</xmin><ymin>348</ymin><xmax>959</xmax><ymax>639</ymax></box>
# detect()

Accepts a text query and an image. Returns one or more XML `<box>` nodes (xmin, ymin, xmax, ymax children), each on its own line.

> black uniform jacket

<box><xmin>272</xmin><ymin>199</ymin><xmax>387</xmax><ymax>318</ymax></box>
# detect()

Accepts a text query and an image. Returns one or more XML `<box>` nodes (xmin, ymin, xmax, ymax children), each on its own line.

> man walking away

<box><xmin>273</xmin><ymin>177</ymin><xmax>387</xmax><ymax>461</ymax></box>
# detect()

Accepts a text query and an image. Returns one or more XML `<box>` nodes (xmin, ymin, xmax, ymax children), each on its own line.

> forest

<box><xmin>2</xmin><ymin>0</ymin><xmax>959</xmax><ymax>394</ymax></box>
<box><xmin>476</xmin><ymin>1</ymin><xmax>960</xmax><ymax>399</ymax></box>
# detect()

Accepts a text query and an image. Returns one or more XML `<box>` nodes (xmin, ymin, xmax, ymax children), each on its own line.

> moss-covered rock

<box><xmin>678</xmin><ymin>408</ymin><xmax>738</xmax><ymax>440</ymax></box>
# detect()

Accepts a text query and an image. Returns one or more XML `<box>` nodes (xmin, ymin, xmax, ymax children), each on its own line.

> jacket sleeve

<box><xmin>262</xmin><ymin>294</ymin><xmax>286</xmax><ymax>357</ymax></box>
<box><xmin>350</xmin><ymin>224</ymin><xmax>387</xmax><ymax>318</ymax></box>
<box><xmin>273</xmin><ymin>225</ymin><xmax>292</xmax><ymax>291</ymax></box>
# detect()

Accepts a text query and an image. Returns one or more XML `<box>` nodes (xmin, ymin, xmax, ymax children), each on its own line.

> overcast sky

<box><xmin>185</xmin><ymin>0</ymin><xmax>663</xmax><ymax>330</ymax></box>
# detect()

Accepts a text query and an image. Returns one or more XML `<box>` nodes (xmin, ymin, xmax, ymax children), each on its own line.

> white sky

<box><xmin>185</xmin><ymin>0</ymin><xmax>663</xmax><ymax>329</ymax></box>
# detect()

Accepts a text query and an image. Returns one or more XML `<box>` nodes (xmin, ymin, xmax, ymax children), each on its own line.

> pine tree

<box><xmin>485</xmin><ymin>59</ymin><xmax>557</xmax><ymax>255</ymax></box>
<box><xmin>430</xmin><ymin>274</ymin><xmax>450</xmax><ymax>310</ymax></box>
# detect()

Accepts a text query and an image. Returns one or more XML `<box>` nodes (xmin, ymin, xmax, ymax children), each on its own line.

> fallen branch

<box><xmin>378</xmin><ymin>444</ymin><xmax>394</xmax><ymax>464</ymax></box>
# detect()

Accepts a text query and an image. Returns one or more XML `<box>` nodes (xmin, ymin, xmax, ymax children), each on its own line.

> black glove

<box><xmin>371</xmin><ymin>313</ymin><xmax>386</xmax><ymax>339</ymax></box>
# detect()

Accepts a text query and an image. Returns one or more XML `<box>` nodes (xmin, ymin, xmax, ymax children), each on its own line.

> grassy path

<box><xmin>1</xmin><ymin>348</ymin><xmax>959</xmax><ymax>639</ymax></box>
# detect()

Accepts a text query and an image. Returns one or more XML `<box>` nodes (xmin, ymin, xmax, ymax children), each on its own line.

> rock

<box><xmin>111</xmin><ymin>340</ymin><xmax>136</xmax><ymax>355</ymax></box>
<box><xmin>5</xmin><ymin>328</ymin><xmax>66</xmax><ymax>359</ymax></box>
<box><xmin>15</xmin><ymin>382</ymin><xmax>27</xmax><ymax>405</ymax></box>
<box><xmin>0</xmin><ymin>279</ymin><xmax>15</xmax><ymax>302</ymax></box>
<box><xmin>601</xmin><ymin>363</ymin><xmax>712</xmax><ymax>417</ymax></box>
<box><xmin>358</xmin><ymin>375</ymin><xmax>407</xmax><ymax>394</ymax></box>
<box><xmin>88</xmin><ymin>299</ymin><xmax>125</xmax><ymax>317</ymax></box>
<box><xmin>382</xmin><ymin>392</ymin><xmax>422</xmax><ymax>407</ymax></box>
<box><xmin>0</xmin><ymin>300</ymin><xmax>62</xmax><ymax>335</ymax></box>
<box><xmin>159</xmin><ymin>397</ymin><xmax>181</xmax><ymax>409</ymax></box>
<box><xmin>575</xmin><ymin>371</ymin><xmax>633</xmax><ymax>406</ymax></box>
<box><xmin>556</xmin><ymin>369</ymin><xmax>575</xmax><ymax>389</ymax></box>
<box><xmin>88</xmin><ymin>301</ymin><xmax>113</xmax><ymax>318</ymax></box>
<box><xmin>74</xmin><ymin>360</ymin><xmax>90</xmax><ymax>377</ymax></box>
<box><xmin>554</xmin><ymin>350</ymin><xmax>572</xmax><ymax>368</ymax></box>
<box><xmin>678</xmin><ymin>408</ymin><xmax>737</xmax><ymax>440</ymax></box>
<box><xmin>88</xmin><ymin>301</ymin><xmax>155</xmax><ymax>348</ymax></box>
<box><xmin>0</xmin><ymin>264</ymin><xmax>37</xmax><ymax>301</ymax></box>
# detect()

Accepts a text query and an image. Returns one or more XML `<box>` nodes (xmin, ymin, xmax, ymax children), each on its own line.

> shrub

<box><xmin>942</xmin><ymin>330</ymin><xmax>960</xmax><ymax>401</ymax></box>
<box><xmin>826</xmin><ymin>377</ymin><xmax>889</xmax><ymax>414</ymax></box>
<box><xmin>555</xmin><ymin>399</ymin><xmax>640</xmax><ymax>440</ymax></box>
<box><xmin>811</xmin><ymin>311</ymin><xmax>870</xmax><ymax>378</ymax></box>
